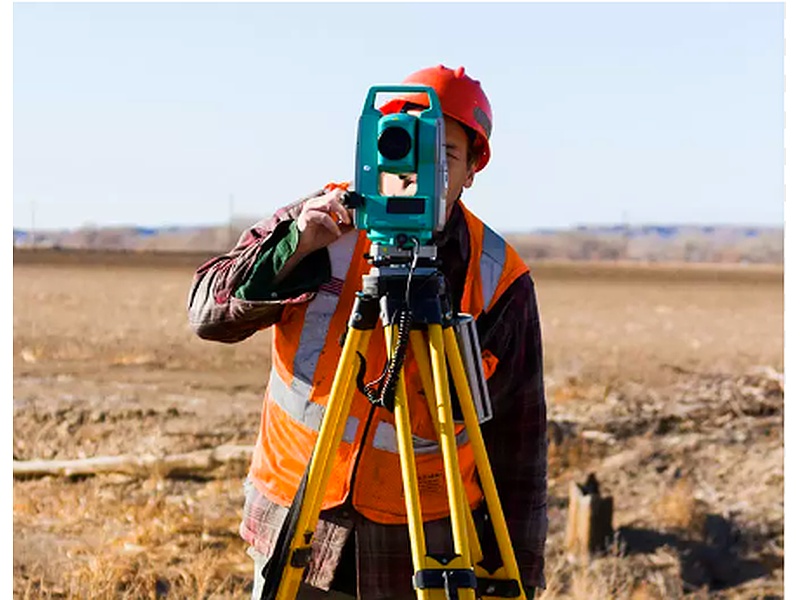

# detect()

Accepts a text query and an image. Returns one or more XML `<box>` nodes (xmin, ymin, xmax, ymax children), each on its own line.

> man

<box><xmin>188</xmin><ymin>65</ymin><xmax>548</xmax><ymax>600</ymax></box>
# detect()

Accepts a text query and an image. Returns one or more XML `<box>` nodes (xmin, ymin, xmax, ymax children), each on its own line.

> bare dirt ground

<box><xmin>12</xmin><ymin>249</ymin><xmax>783</xmax><ymax>599</ymax></box>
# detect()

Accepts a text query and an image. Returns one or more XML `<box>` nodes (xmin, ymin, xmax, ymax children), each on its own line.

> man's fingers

<box><xmin>302</xmin><ymin>211</ymin><xmax>341</xmax><ymax>238</ymax></box>
<box><xmin>318</xmin><ymin>214</ymin><xmax>343</xmax><ymax>238</ymax></box>
<box><xmin>328</xmin><ymin>188</ymin><xmax>352</xmax><ymax>224</ymax></box>
<box><xmin>331</xmin><ymin>203</ymin><xmax>351</xmax><ymax>226</ymax></box>
<box><xmin>304</xmin><ymin>190</ymin><xmax>351</xmax><ymax>225</ymax></box>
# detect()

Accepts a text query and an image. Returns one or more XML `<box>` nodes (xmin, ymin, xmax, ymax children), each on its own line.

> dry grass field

<box><xmin>13</xmin><ymin>249</ymin><xmax>784</xmax><ymax>599</ymax></box>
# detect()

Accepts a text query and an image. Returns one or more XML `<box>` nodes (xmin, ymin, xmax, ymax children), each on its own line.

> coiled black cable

<box><xmin>357</xmin><ymin>239</ymin><xmax>421</xmax><ymax>412</ymax></box>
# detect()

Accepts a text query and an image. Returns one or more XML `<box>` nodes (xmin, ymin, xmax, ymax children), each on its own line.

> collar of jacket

<box><xmin>432</xmin><ymin>200</ymin><xmax>470</xmax><ymax>263</ymax></box>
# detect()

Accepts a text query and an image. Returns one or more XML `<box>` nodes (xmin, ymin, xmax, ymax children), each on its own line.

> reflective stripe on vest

<box><xmin>480</xmin><ymin>226</ymin><xmax>507</xmax><ymax>311</ymax></box>
<box><xmin>372</xmin><ymin>420</ymin><xmax>471</xmax><ymax>455</ymax></box>
<box><xmin>269</xmin><ymin>369</ymin><xmax>359</xmax><ymax>444</ymax></box>
<box><xmin>292</xmin><ymin>231</ymin><xmax>360</xmax><ymax>383</ymax></box>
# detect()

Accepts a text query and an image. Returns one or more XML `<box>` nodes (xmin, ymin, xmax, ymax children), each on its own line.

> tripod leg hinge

<box><xmin>413</xmin><ymin>569</ymin><xmax>477</xmax><ymax>594</ymax></box>
<box><xmin>349</xmin><ymin>293</ymin><xmax>379</xmax><ymax>330</ymax></box>
<box><xmin>476</xmin><ymin>578</ymin><xmax>522</xmax><ymax>598</ymax></box>
<box><xmin>290</xmin><ymin>546</ymin><xmax>312</xmax><ymax>569</ymax></box>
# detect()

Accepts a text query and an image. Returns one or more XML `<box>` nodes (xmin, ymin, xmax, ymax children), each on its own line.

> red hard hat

<box><xmin>380</xmin><ymin>65</ymin><xmax>493</xmax><ymax>172</ymax></box>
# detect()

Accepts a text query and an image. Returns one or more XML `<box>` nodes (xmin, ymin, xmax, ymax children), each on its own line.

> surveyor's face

<box><xmin>380</xmin><ymin>114</ymin><xmax>476</xmax><ymax>221</ymax></box>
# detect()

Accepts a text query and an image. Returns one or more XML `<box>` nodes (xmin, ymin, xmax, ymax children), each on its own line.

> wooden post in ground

<box><xmin>564</xmin><ymin>473</ymin><xmax>614</xmax><ymax>559</ymax></box>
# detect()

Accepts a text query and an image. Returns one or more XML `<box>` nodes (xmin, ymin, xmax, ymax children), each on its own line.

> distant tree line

<box><xmin>14</xmin><ymin>223</ymin><xmax>784</xmax><ymax>265</ymax></box>
<box><xmin>506</xmin><ymin>228</ymin><xmax>783</xmax><ymax>265</ymax></box>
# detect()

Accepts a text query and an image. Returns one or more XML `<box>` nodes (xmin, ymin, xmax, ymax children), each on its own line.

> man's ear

<box><xmin>464</xmin><ymin>165</ymin><xmax>476</xmax><ymax>189</ymax></box>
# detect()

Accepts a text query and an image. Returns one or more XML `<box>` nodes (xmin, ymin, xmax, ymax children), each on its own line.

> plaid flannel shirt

<box><xmin>188</xmin><ymin>191</ymin><xmax>548</xmax><ymax>598</ymax></box>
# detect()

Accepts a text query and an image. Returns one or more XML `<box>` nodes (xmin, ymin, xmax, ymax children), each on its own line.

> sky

<box><xmin>11</xmin><ymin>2</ymin><xmax>786</xmax><ymax>232</ymax></box>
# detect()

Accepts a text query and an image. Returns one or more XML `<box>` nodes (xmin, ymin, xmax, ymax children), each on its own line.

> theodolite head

<box><xmin>343</xmin><ymin>85</ymin><xmax>448</xmax><ymax>249</ymax></box>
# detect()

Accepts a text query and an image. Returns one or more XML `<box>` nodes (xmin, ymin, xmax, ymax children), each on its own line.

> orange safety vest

<box><xmin>248</xmin><ymin>202</ymin><xmax>530</xmax><ymax>524</ymax></box>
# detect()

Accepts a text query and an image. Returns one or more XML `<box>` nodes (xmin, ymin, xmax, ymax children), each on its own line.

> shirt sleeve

<box><xmin>187</xmin><ymin>188</ymin><xmax>331</xmax><ymax>343</ymax></box>
<box><xmin>476</xmin><ymin>273</ymin><xmax>548</xmax><ymax>590</ymax></box>
<box><xmin>235</xmin><ymin>219</ymin><xmax>330</xmax><ymax>302</ymax></box>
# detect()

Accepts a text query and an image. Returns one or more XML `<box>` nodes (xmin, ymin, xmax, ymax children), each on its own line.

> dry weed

<box><xmin>14</xmin><ymin>476</ymin><xmax>251</xmax><ymax>598</ymax></box>
<box><xmin>539</xmin><ymin>541</ymin><xmax>685</xmax><ymax>600</ymax></box>
<box><xmin>651</xmin><ymin>479</ymin><xmax>707</xmax><ymax>535</ymax></box>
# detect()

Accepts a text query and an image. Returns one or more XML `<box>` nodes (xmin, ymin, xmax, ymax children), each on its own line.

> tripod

<box><xmin>260</xmin><ymin>242</ymin><xmax>525</xmax><ymax>600</ymax></box>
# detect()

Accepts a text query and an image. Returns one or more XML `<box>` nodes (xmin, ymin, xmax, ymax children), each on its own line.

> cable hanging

<box><xmin>356</xmin><ymin>239</ymin><xmax>421</xmax><ymax>412</ymax></box>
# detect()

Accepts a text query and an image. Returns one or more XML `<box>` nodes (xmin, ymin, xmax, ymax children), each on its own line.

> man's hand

<box><xmin>295</xmin><ymin>188</ymin><xmax>354</xmax><ymax>258</ymax></box>
<box><xmin>271</xmin><ymin>188</ymin><xmax>354</xmax><ymax>288</ymax></box>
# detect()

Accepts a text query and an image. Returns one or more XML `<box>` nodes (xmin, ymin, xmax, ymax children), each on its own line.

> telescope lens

<box><xmin>378</xmin><ymin>126</ymin><xmax>412</xmax><ymax>161</ymax></box>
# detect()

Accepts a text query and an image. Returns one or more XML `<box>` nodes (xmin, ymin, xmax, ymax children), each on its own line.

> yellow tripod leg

<box><xmin>409</xmin><ymin>331</ymin><xmax>482</xmax><ymax>564</ymax></box>
<box><xmin>427</xmin><ymin>324</ymin><xmax>476</xmax><ymax>600</ymax></box>
<box><xmin>383</xmin><ymin>325</ymin><xmax>434</xmax><ymax>600</ymax></box>
<box><xmin>389</xmin><ymin>325</ymin><xmax>477</xmax><ymax>600</ymax></box>
<box><xmin>443</xmin><ymin>328</ymin><xmax>525</xmax><ymax>599</ymax></box>
<box><xmin>274</xmin><ymin>326</ymin><xmax>373</xmax><ymax>600</ymax></box>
